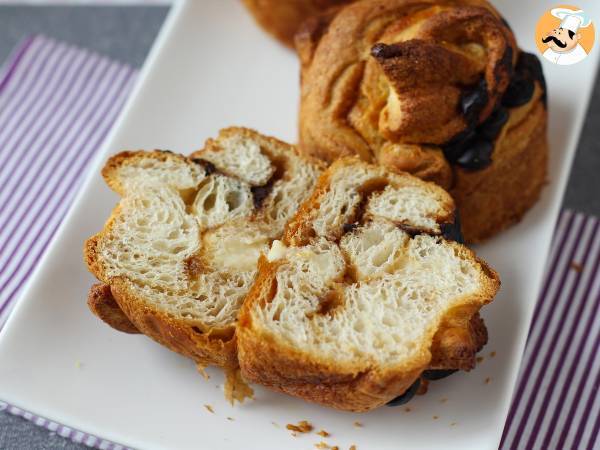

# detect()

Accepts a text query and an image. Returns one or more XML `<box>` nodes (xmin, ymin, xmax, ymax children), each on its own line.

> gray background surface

<box><xmin>0</xmin><ymin>5</ymin><xmax>598</xmax><ymax>450</ymax></box>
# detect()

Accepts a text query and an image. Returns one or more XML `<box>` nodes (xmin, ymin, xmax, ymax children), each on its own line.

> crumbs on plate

<box><xmin>314</xmin><ymin>443</ymin><xmax>339</xmax><ymax>450</ymax></box>
<box><xmin>286</xmin><ymin>420</ymin><xmax>313</xmax><ymax>434</ymax></box>
<box><xmin>204</xmin><ymin>404</ymin><xmax>214</xmax><ymax>413</ymax></box>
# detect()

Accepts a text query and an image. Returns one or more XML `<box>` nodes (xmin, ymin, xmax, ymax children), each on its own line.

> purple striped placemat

<box><xmin>0</xmin><ymin>35</ymin><xmax>598</xmax><ymax>450</ymax></box>
<box><xmin>0</xmin><ymin>35</ymin><xmax>137</xmax><ymax>450</ymax></box>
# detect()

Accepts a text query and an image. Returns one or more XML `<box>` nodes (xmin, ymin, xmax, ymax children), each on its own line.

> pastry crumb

<box><xmin>197</xmin><ymin>364</ymin><xmax>210</xmax><ymax>380</ymax></box>
<box><xmin>317</xmin><ymin>430</ymin><xmax>330</xmax><ymax>437</ymax></box>
<box><xmin>433</xmin><ymin>415</ymin><xmax>439</xmax><ymax>420</ymax></box>
<box><xmin>353</xmin><ymin>421</ymin><xmax>363</xmax><ymax>428</ymax></box>
<box><xmin>440</xmin><ymin>397</ymin><xmax>448</xmax><ymax>404</ymax></box>
<box><xmin>74</xmin><ymin>361</ymin><xmax>83</xmax><ymax>369</ymax></box>
<box><xmin>350</xmin><ymin>446</ymin><xmax>357</xmax><ymax>450</ymax></box>
<box><xmin>476</xmin><ymin>356</ymin><xmax>484</xmax><ymax>363</ymax></box>
<box><xmin>271</xmin><ymin>421</ymin><xmax>279</xmax><ymax>428</ymax></box>
<box><xmin>314</xmin><ymin>443</ymin><xmax>338</xmax><ymax>450</ymax></box>
<box><xmin>490</xmin><ymin>351</ymin><xmax>496</xmax><ymax>358</ymax></box>
<box><xmin>404</xmin><ymin>407</ymin><xmax>412</xmax><ymax>412</ymax></box>
<box><xmin>286</xmin><ymin>420</ymin><xmax>313</xmax><ymax>433</ymax></box>
<box><xmin>570</xmin><ymin>261</ymin><xmax>583</xmax><ymax>273</ymax></box>
<box><xmin>485</xmin><ymin>377</ymin><xmax>492</xmax><ymax>384</ymax></box>
<box><xmin>450</xmin><ymin>422</ymin><xmax>457</xmax><ymax>427</ymax></box>
<box><xmin>226</xmin><ymin>417</ymin><xmax>234</xmax><ymax>421</ymax></box>
<box><xmin>204</xmin><ymin>404</ymin><xmax>214</xmax><ymax>413</ymax></box>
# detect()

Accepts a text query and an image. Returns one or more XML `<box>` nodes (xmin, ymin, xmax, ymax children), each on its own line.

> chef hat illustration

<box><xmin>551</xmin><ymin>8</ymin><xmax>592</xmax><ymax>33</ymax></box>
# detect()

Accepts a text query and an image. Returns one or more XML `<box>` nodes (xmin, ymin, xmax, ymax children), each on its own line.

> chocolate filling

<box><xmin>191</xmin><ymin>158</ymin><xmax>218</xmax><ymax>176</ymax></box>
<box><xmin>461</xmin><ymin>79</ymin><xmax>489</xmax><ymax>127</ymax></box>
<box><xmin>251</xmin><ymin>184</ymin><xmax>274</xmax><ymax>209</ymax></box>
<box><xmin>387</xmin><ymin>378</ymin><xmax>421</xmax><ymax>406</ymax></box>
<box><xmin>440</xmin><ymin>211</ymin><xmax>464</xmax><ymax>244</ymax></box>
<box><xmin>251</xmin><ymin>157</ymin><xmax>286</xmax><ymax>209</ymax></box>
<box><xmin>370</xmin><ymin>42</ymin><xmax>403</xmax><ymax>59</ymax></box>
<box><xmin>422</xmin><ymin>369</ymin><xmax>458</xmax><ymax>381</ymax></box>
<box><xmin>342</xmin><ymin>222</ymin><xmax>359</xmax><ymax>234</ymax></box>
<box><xmin>442</xmin><ymin>51</ymin><xmax>545</xmax><ymax>171</ymax></box>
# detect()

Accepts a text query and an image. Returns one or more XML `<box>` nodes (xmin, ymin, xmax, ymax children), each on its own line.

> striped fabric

<box><xmin>0</xmin><ymin>36</ymin><xmax>598</xmax><ymax>450</ymax></box>
<box><xmin>0</xmin><ymin>402</ymin><xmax>130</xmax><ymax>450</ymax></box>
<box><xmin>0</xmin><ymin>35</ymin><xmax>137</xmax><ymax>326</ymax></box>
<box><xmin>501</xmin><ymin>210</ymin><xmax>600</xmax><ymax>450</ymax></box>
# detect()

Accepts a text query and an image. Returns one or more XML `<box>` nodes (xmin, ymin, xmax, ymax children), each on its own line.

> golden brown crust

<box><xmin>237</xmin><ymin>159</ymin><xmax>500</xmax><ymax>412</ymax></box>
<box><xmin>110</xmin><ymin>278</ymin><xmax>238</xmax><ymax>368</ymax></box>
<box><xmin>242</xmin><ymin>0</ymin><xmax>350</xmax><ymax>48</ymax></box>
<box><xmin>297</xmin><ymin>0</ymin><xmax>547</xmax><ymax>242</ymax></box>
<box><xmin>87</xmin><ymin>283</ymin><xmax>139</xmax><ymax>334</ymax></box>
<box><xmin>84</xmin><ymin>205</ymin><xmax>239</xmax><ymax>369</ymax></box>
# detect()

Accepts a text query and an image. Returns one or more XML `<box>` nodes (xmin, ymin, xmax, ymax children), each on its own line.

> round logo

<box><xmin>535</xmin><ymin>5</ymin><xmax>595</xmax><ymax>65</ymax></box>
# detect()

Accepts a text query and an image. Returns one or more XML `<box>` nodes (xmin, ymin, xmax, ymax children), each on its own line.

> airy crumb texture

<box><xmin>204</xmin><ymin>404</ymin><xmax>214</xmax><ymax>413</ymax></box>
<box><xmin>84</xmin><ymin>127</ymin><xmax>323</xmax><ymax>374</ymax></box>
<box><xmin>286</xmin><ymin>420</ymin><xmax>314</xmax><ymax>433</ymax></box>
<box><xmin>238</xmin><ymin>158</ymin><xmax>499</xmax><ymax>411</ymax></box>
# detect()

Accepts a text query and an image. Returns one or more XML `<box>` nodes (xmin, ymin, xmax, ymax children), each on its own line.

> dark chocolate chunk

<box><xmin>422</xmin><ymin>369</ymin><xmax>458</xmax><ymax>381</ymax></box>
<box><xmin>343</xmin><ymin>223</ymin><xmax>358</xmax><ymax>233</ymax></box>
<box><xmin>251</xmin><ymin>184</ymin><xmax>273</xmax><ymax>209</ymax></box>
<box><xmin>440</xmin><ymin>211</ymin><xmax>464</xmax><ymax>244</ymax></box>
<box><xmin>479</xmin><ymin>107</ymin><xmax>509</xmax><ymax>140</ymax></box>
<box><xmin>461</xmin><ymin>79</ymin><xmax>489</xmax><ymax>127</ymax></box>
<box><xmin>370</xmin><ymin>42</ymin><xmax>402</xmax><ymax>59</ymax></box>
<box><xmin>495</xmin><ymin>46</ymin><xmax>514</xmax><ymax>83</ymax></box>
<box><xmin>456</xmin><ymin>139</ymin><xmax>493</xmax><ymax>170</ymax></box>
<box><xmin>386</xmin><ymin>378</ymin><xmax>421</xmax><ymax>406</ymax></box>
<box><xmin>502</xmin><ymin>73</ymin><xmax>535</xmax><ymax>108</ymax></box>
<box><xmin>517</xmin><ymin>52</ymin><xmax>547</xmax><ymax>105</ymax></box>
<box><xmin>191</xmin><ymin>158</ymin><xmax>217</xmax><ymax>176</ymax></box>
<box><xmin>442</xmin><ymin>129</ymin><xmax>476</xmax><ymax>163</ymax></box>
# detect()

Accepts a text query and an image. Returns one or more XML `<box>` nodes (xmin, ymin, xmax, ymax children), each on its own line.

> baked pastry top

<box><xmin>297</xmin><ymin>0</ymin><xmax>548</xmax><ymax>242</ymax></box>
<box><xmin>238</xmin><ymin>158</ymin><xmax>500</xmax><ymax>411</ymax></box>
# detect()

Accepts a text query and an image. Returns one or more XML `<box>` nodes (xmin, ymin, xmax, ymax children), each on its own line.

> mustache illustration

<box><xmin>542</xmin><ymin>35</ymin><xmax>567</xmax><ymax>48</ymax></box>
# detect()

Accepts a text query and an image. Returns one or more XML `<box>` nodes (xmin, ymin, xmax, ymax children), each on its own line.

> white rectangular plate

<box><xmin>1</xmin><ymin>1</ymin><xmax>599</xmax><ymax>449</ymax></box>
